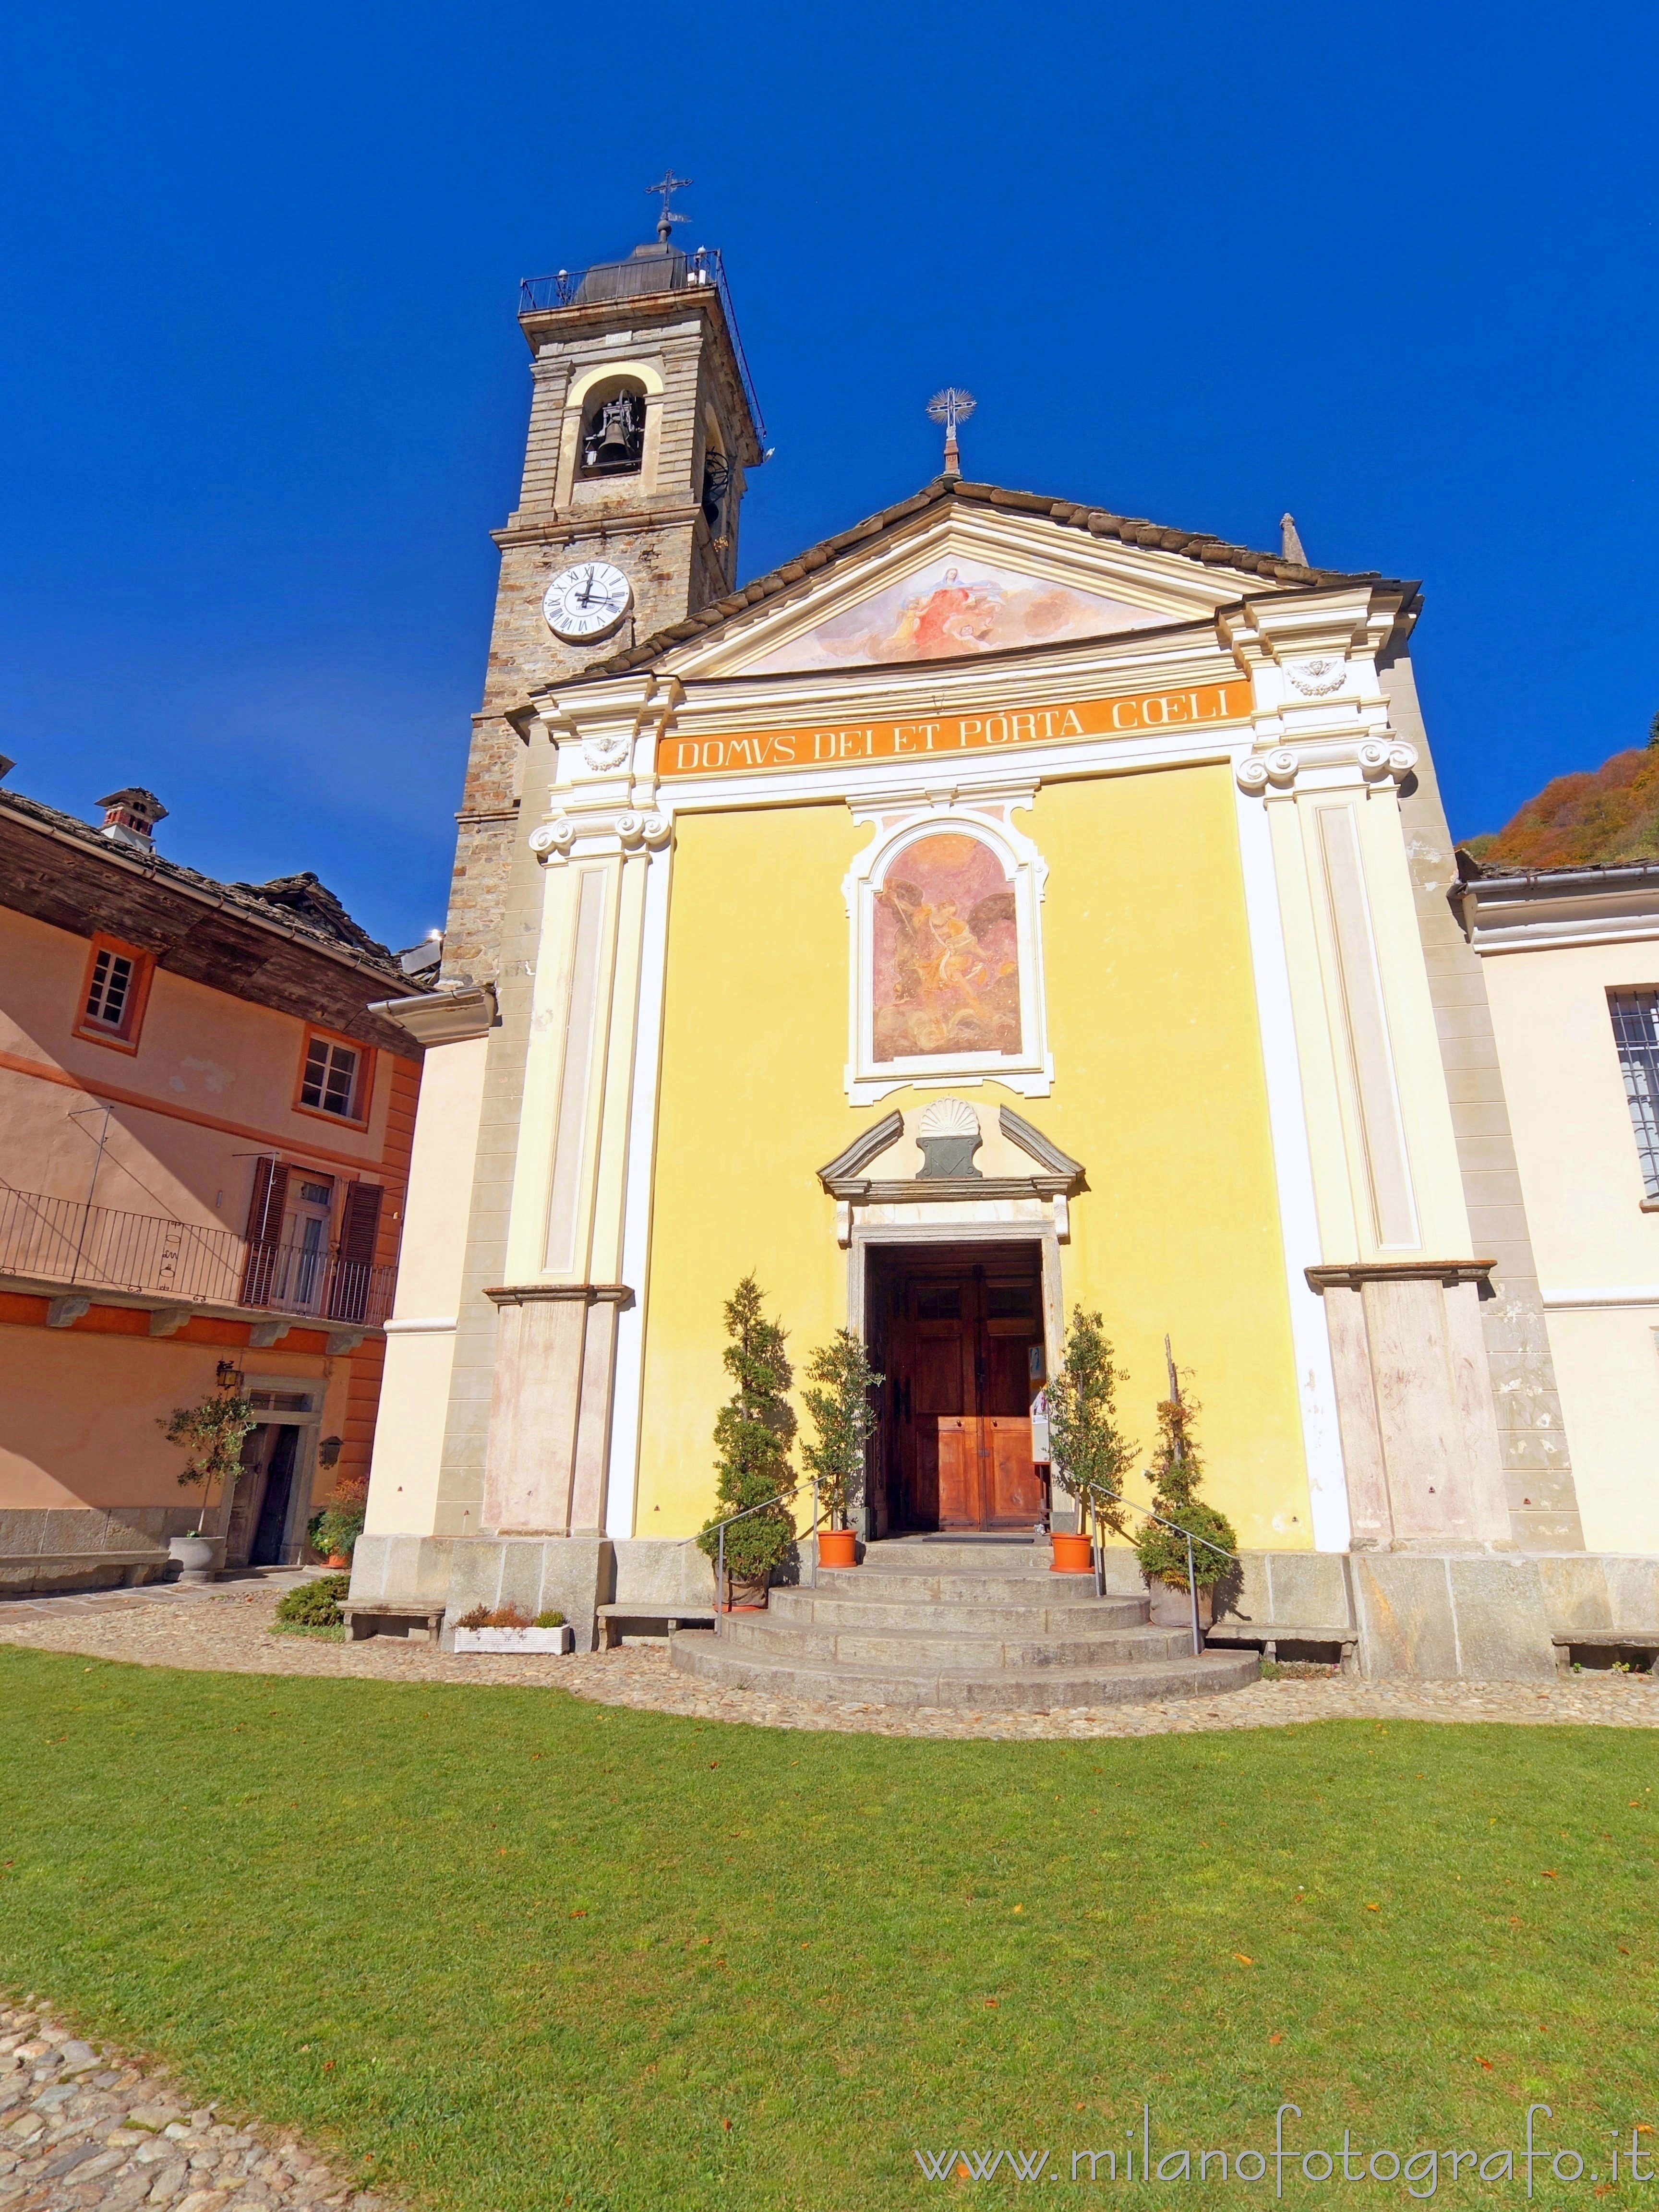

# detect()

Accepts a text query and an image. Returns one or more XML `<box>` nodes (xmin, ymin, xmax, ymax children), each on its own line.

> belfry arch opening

<box><xmin>863</xmin><ymin>1240</ymin><xmax>1049</xmax><ymax>1537</ymax></box>
<box><xmin>579</xmin><ymin>375</ymin><xmax>647</xmax><ymax>476</ymax></box>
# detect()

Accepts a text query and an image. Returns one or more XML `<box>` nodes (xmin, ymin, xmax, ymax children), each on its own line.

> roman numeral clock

<box><xmin>543</xmin><ymin>559</ymin><xmax>632</xmax><ymax>642</ymax></box>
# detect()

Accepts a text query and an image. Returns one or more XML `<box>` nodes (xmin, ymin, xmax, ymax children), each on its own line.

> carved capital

<box><xmin>1236</xmin><ymin>736</ymin><xmax>1417</xmax><ymax>800</ymax></box>
<box><xmin>529</xmin><ymin>808</ymin><xmax>672</xmax><ymax>862</ymax></box>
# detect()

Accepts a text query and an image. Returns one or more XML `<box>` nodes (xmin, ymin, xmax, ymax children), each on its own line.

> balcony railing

<box><xmin>517</xmin><ymin>245</ymin><xmax>766</xmax><ymax>440</ymax></box>
<box><xmin>0</xmin><ymin>1186</ymin><xmax>396</xmax><ymax>1327</ymax></box>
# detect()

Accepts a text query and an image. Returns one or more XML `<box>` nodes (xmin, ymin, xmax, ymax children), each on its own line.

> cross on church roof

<box><xmin>646</xmin><ymin>168</ymin><xmax>693</xmax><ymax>244</ymax></box>
<box><xmin>926</xmin><ymin>387</ymin><xmax>976</xmax><ymax>478</ymax></box>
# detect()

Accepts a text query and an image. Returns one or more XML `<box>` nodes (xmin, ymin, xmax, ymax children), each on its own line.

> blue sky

<box><xmin>1</xmin><ymin>1</ymin><xmax>1653</xmax><ymax>951</ymax></box>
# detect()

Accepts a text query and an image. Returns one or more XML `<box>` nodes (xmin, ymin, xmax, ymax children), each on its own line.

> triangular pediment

<box><xmin>661</xmin><ymin>491</ymin><xmax>1325</xmax><ymax>681</ymax></box>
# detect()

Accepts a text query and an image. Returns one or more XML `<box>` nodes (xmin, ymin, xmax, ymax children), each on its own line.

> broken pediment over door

<box><xmin>817</xmin><ymin>1098</ymin><xmax>1085</xmax><ymax>1247</ymax></box>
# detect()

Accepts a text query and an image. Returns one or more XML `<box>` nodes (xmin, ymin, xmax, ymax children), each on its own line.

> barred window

<box><xmin>84</xmin><ymin>947</ymin><xmax>136</xmax><ymax>1030</ymax></box>
<box><xmin>300</xmin><ymin>1035</ymin><xmax>360</xmax><ymax>1119</ymax></box>
<box><xmin>1609</xmin><ymin>990</ymin><xmax>1659</xmax><ymax>1199</ymax></box>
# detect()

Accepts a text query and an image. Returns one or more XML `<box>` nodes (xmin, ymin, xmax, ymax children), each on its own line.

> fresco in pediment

<box><xmin>746</xmin><ymin>558</ymin><xmax>1155</xmax><ymax>673</ymax></box>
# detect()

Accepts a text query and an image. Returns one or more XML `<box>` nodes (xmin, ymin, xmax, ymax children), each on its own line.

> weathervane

<box><xmin>646</xmin><ymin>168</ymin><xmax>693</xmax><ymax>244</ymax></box>
<box><xmin>926</xmin><ymin>387</ymin><xmax>976</xmax><ymax>478</ymax></box>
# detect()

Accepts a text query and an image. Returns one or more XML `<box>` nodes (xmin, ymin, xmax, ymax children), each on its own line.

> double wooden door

<box><xmin>882</xmin><ymin>1262</ymin><xmax>1046</xmax><ymax>1531</ymax></box>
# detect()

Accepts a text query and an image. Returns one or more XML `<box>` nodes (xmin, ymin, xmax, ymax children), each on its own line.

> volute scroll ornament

<box><xmin>1235</xmin><ymin>747</ymin><xmax>1299</xmax><ymax>796</ymax></box>
<box><xmin>1358</xmin><ymin>739</ymin><xmax>1418</xmax><ymax>784</ymax></box>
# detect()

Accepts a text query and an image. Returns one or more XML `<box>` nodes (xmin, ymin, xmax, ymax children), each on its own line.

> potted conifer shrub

<box><xmin>696</xmin><ymin>1276</ymin><xmax>797</xmax><ymax>1609</ymax></box>
<box><xmin>1134</xmin><ymin>1346</ymin><xmax>1238</xmax><ymax>1629</ymax></box>
<box><xmin>1044</xmin><ymin>1307</ymin><xmax>1136</xmax><ymax>1575</ymax></box>
<box><xmin>802</xmin><ymin>1328</ymin><xmax>882</xmax><ymax>1568</ymax></box>
<box><xmin>159</xmin><ymin>1373</ymin><xmax>256</xmax><ymax>1581</ymax></box>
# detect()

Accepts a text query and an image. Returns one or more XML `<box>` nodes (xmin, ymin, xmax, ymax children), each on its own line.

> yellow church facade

<box><xmin>353</xmin><ymin>217</ymin><xmax>1648</xmax><ymax>1681</ymax></box>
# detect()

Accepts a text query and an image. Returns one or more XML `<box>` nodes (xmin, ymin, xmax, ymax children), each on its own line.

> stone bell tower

<box><xmin>445</xmin><ymin>176</ymin><xmax>767</xmax><ymax>984</ymax></box>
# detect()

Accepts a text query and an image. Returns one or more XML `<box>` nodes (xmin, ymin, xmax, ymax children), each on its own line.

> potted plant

<box><xmin>1133</xmin><ymin>1344</ymin><xmax>1237</xmax><ymax>1628</ymax></box>
<box><xmin>697</xmin><ymin>1276</ymin><xmax>797</xmax><ymax>1608</ymax></box>
<box><xmin>801</xmin><ymin>1328</ymin><xmax>882</xmax><ymax>1569</ymax></box>
<box><xmin>159</xmin><ymin>1372</ymin><xmax>256</xmax><ymax>1581</ymax></box>
<box><xmin>307</xmin><ymin>1475</ymin><xmax>368</xmax><ymax>1568</ymax></box>
<box><xmin>452</xmin><ymin>1604</ymin><xmax>573</xmax><ymax>1654</ymax></box>
<box><xmin>1044</xmin><ymin>1307</ymin><xmax>1136</xmax><ymax>1575</ymax></box>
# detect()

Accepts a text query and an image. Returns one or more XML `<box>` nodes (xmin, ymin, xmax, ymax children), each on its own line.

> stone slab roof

<box><xmin>0</xmin><ymin>783</ymin><xmax>419</xmax><ymax>1056</ymax></box>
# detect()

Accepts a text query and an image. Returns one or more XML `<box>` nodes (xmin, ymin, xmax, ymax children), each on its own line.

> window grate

<box><xmin>300</xmin><ymin>1036</ymin><xmax>359</xmax><ymax>1118</ymax></box>
<box><xmin>1609</xmin><ymin>989</ymin><xmax>1659</xmax><ymax>1199</ymax></box>
<box><xmin>85</xmin><ymin>948</ymin><xmax>135</xmax><ymax>1030</ymax></box>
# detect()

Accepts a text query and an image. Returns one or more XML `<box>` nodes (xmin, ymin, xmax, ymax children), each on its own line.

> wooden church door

<box><xmin>878</xmin><ymin>1255</ymin><xmax>1046</xmax><ymax>1532</ymax></box>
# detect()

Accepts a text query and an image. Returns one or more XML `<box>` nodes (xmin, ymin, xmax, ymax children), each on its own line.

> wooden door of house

<box><xmin>224</xmin><ymin>1425</ymin><xmax>279</xmax><ymax>1567</ymax></box>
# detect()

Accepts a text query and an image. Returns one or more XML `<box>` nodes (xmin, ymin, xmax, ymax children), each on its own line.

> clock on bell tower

<box><xmin>445</xmin><ymin>174</ymin><xmax>766</xmax><ymax>983</ymax></box>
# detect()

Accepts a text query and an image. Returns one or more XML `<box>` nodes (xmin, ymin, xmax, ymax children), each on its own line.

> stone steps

<box><xmin>668</xmin><ymin>1538</ymin><xmax>1258</xmax><ymax>1713</ymax></box>
<box><xmin>669</xmin><ymin>1633</ymin><xmax>1258</xmax><ymax>1710</ymax></box>
<box><xmin>795</xmin><ymin>1567</ymin><xmax>1112</xmax><ymax>1606</ymax></box>
<box><xmin>765</xmin><ymin>1588</ymin><xmax>1152</xmax><ymax>1636</ymax></box>
<box><xmin>718</xmin><ymin>1616</ymin><xmax>1197</xmax><ymax>1671</ymax></box>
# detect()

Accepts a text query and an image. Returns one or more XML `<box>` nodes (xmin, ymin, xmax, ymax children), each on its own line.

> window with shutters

<box><xmin>294</xmin><ymin>1025</ymin><xmax>372</xmax><ymax>1128</ymax></box>
<box><xmin>72</xmin><ymin>933</ymin><xmax>155</xmax><ymax>1052</ymax></box>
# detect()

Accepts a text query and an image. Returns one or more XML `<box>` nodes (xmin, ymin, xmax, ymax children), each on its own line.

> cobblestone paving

<box><xmin>0</xmin><ymin>2003</ymin><xmax>395</xmax><ymax>2212</ymax></box>
<box><xmin>2</xmin><ymin>1586</ymin><xmax>1657</xmax><ymax>1738</ymax></box>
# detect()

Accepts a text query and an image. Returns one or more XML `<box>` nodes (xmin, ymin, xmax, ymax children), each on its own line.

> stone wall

<box><xmin>0</xmin><ymin>1503</ymin><xmax>201</xmax><ymax>1591</ymax></box>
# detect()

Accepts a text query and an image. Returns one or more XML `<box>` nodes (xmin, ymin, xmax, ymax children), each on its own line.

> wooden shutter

<box><xmin>327</xmin><ymin>1181</ymin><xmax>383</xmax><ymax>1322</ymax></box>
<box><xmin>239</xmin><ymin>1158</ymin><xmax>288</xmax><ymax>1308</ymax></box>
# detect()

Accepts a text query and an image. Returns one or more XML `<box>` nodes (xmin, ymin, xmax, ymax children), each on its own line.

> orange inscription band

<box><xmin>657</xmin><ymin>681</ymin><xmax>1253</xmax><ymax>778</ymax></box>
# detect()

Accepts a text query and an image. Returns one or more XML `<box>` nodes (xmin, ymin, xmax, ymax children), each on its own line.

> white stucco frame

<box><xmin>843</xmin><ymin>788</ymin><xmax>1053</xmax><ymax>1104</ymax></box>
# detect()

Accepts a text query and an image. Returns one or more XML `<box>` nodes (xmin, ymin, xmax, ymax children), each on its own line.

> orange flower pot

<box><xmin>325</xmin><ymin>1553</ymin><xmax>350</xmax><ymax>1569</ymax></box>
<box><xmin>1049</xmin><ymin>1532</ymin><xmax>1094</xmax><ymax>1574</ymax></box>
<box><xmin>817</xmin><ymin>1528</ymin><xmax>858</xmax><ymax>1569</ymax></box>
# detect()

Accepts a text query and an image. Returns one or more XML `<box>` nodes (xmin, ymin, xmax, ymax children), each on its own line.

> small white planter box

<box><xmin>452</xmin><ymin>1624</ymin><xmax>574</xmax><ymax>1654</ymax></box>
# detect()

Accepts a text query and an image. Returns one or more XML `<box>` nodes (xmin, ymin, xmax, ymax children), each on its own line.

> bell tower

<box><xmin>445</xmin><ymin>178</ymin><xmax>766</xmax><ymax>982</ymax></box>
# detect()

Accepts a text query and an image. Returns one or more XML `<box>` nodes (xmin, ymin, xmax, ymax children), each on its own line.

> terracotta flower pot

<box><xmin>325</xmin><ymin>1553</ymin><xmax>350</xmax><ymax>1569</ymax></box>
<box><xmin>724</xmin><ymin>1574</ymin><xmax>770</xmax><ymax>1610</ymax></box>
<box><xmin>1049</xmin><ymin>1531</ymin><xmax>1094</xmax><ymax>1574</ymax></box>
<box><xmin>817</xmin><ymin>1528</ymin><xmax>858</xmax><ymax>1569</ymax></box>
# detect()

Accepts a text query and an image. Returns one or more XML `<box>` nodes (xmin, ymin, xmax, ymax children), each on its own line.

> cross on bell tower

<box><xmin>646</xmin><ymin>168</ymin><xmax>693</xmax><ymax>243</ymax></box>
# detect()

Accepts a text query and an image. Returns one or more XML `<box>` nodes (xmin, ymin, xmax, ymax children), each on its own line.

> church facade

<box><xmin>354</xmin><ymin>218</ymin><xmax>1653</xmax><ymax>1678</ymax></box>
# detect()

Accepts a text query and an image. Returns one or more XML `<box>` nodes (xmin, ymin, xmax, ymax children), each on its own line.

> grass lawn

<box><xmin>2</xmin><ymin>1646</ymin><xmax>1656</xmax><ymax>2210</ymax></box>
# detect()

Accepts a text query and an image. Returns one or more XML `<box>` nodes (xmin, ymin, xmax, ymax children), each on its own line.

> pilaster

<box><xmin>471</xmin><ymin>675</ymin><xmax>677</xmax><ymax>1537</ymax></box>
<box><xmin>1227</xmin><ymin>589</ymin><xmax>1512</xmax><ymax>1549</ymax></box>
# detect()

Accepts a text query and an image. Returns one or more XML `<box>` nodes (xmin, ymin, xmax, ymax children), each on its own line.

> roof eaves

<box><xmin>579</xmin><ymin>476</ymin><xmax>1381</xmax><ymax>679</ymax></box>
<box><xmin>0</xmin><ymin>789</ymin><xmax>409</xmax><ymax>987</ymax></box>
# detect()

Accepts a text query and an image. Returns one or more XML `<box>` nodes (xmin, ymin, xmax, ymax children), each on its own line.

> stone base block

<box><xmin>350</xmin><ymin>1532</ymin><xmax>615</xmax><ymax>1651</ymax></box>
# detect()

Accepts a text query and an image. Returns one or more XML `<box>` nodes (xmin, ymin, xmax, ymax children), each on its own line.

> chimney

<box><xmin>96</xmin><ymin>787</ymin><xmax>168</xmax><ymax>854</ymax></box>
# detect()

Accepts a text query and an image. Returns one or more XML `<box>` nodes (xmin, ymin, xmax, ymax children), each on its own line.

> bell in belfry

<box><xmin>585</xmin><ymin>392</ymin><xmax>643</xmax><ymax>473</ymax></box>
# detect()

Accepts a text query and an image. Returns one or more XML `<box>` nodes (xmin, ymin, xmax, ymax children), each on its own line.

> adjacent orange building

<box><xmin>0</xmin><ymin>773</ymin><xmax>426</xmax><ymax>1590</ymax></box>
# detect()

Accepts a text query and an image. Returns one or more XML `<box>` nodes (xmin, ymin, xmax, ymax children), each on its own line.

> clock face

<box><xmin>543</xmin><ymin>559</ymin><xmax>632</xmax><ymax>641</ymax></box>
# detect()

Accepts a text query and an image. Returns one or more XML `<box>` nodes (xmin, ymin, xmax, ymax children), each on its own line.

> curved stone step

<box><xmin>767</xmin><ymin>1588</ymin><xmax>1151</xmax><ymax>1635</ymax></box>
<box><xmin>669</xmin><ymin>1631</ymin><xmax>1259</xmax><ymax>1711</ymax></box>
<box><xmin>806</xmin><ymin>1567</ymin><xmax>1106</xmax><ymax>1606</ymax></box>
<box><xmin>718</xmin><ymin>1617</ymin><xmax>1196</xmax><ymax>1671</ymax></box>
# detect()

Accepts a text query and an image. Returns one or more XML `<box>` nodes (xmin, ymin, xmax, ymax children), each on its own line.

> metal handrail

<box><xmin>697</xmin><ymin>1476</ymin><xmax>829</xmax><ymax>1635</ymax></box>
<box><xmin>1066</xmin><ymin>1483</ymin><xmax>1237</xmax><ymax>1659</ymax></box>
